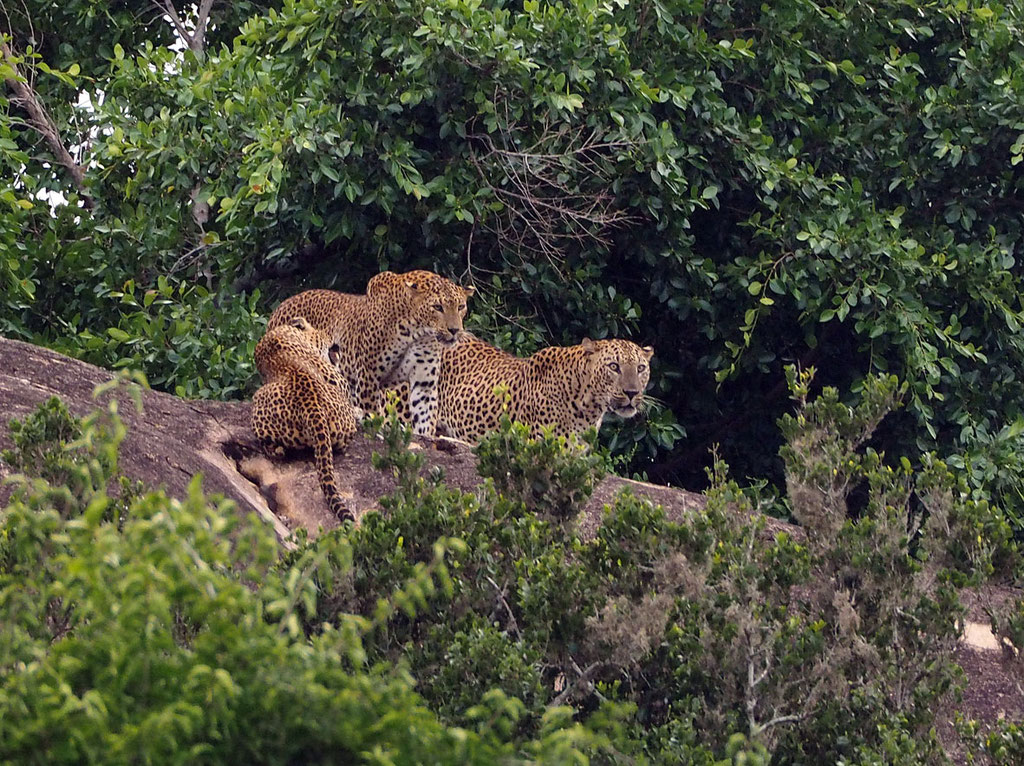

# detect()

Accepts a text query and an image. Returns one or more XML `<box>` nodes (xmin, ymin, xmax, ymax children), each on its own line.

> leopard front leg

<box><xmin>351</xmin><ymin>370</ymin><xmax>385</xmax><ymax>419</ymax></box>
<box><xmin>406</xmin><ymin>377</ymin><xmax>439</xmax><ymax>436</ymax></box>
<box><xmin>383</xmin><ymin>338</ymin><xmax>442</xmax><ymax>436</ymax></box>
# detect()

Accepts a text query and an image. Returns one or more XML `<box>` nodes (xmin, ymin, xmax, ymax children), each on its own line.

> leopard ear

<box><xmin>641</xmin><ymin>345</ymin><xmax>654</xmax><ymax>360</ymax></box>
<box><xmin>401</xmin><ymin>270</ymin><xmax>435</xmax><ymax>295</ymax></box>
<box><xmin>581</xmin><ymin>338</ymin><xmax>598</xmax><ymax>354</ymax></box>
<box><xmin>289</xmin><ymin>316</ymin><xmax>310</xmax><ymax>330</ymax></box>
<box><xmin>405</xmin><ymin>278</ymin><xmax>426</xmax><ymax>295</ymax></box>
<box><xmin>462</xmin><ymin>285</ymin><xmax>476</xmax><ymax>298</ymax></box>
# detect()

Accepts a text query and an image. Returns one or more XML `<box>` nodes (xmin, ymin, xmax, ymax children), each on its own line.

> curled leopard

<box><xmin>251</xmin><ymin>316</ymin><xmax>359</xmax><ymax>521</ymax></box>
<box><xmin>267</xmin><ymin>270</ymin><xmax>473</xmax><ymax>435</ymax></box>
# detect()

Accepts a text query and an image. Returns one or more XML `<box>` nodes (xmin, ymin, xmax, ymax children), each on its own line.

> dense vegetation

<box><xmin>1</xmin><ymin>372</ymin><xmax>1021</xmax><ymax>763</ymax></box>
<box><xmin>3</xmin><ymin>0</ymin><xmax>1024</xmax><ymax>760</ymax></box>
<box><xmin>2</xmin><ymin>0</ymin><xmax>1023</xmax><ymax>510</ymax></box>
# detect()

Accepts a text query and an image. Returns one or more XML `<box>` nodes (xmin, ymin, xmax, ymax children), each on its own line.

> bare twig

<box><xmin>754</xmin><ymin>711</ymin><xmax>809</xmax><ymax>735</ymax></box>
<box><xmin>168</xmin><ymin>239</ymin><xmax>223</xmax><ymax>275</ymax></box>
<box><xmin>461</xmin><ymin>222</ymin><xmax>475</xmax><ymax>285</ymax></box>
<box><xmin>485</xmin><ymin>575</ymin><xmax>521</xmax><ymax>638</ymax></box>
<box><xmin>1</xmin><ymin>39</ymin><xmax>93</xmax><ymax>209</ymax></box>
<box><xmin>466</xmin><ymin>111</ymin><xmax>640</xmax><ymax>268</ymax></box>
<box><xmin>153</xmin><ymin>0</ymin><xmax>216</xmax><ymax>56</ymax></box>
<box><xmin>154</xmin><ymin>0</ymin><xmax>190</xmax><ymax>46</ymax></box>
<box><xmin>192</xmin><ymin>0</ymin><xmax>216</xmax><ymax>54</ymax></box>
<box><xmin>549</xmin><ymin>659</ymin><xmax>606</xmax><ymax>707</ymax></box>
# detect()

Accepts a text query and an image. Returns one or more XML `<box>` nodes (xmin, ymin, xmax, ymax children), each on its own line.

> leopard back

<box><xmin>251</xmin><ymin>317</ymin><xmax>358</xmax><ymax>521</ymax></box>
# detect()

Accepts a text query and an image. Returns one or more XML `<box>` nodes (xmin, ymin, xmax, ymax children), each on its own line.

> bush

<box><xmin>0</xmin><ymin>386</ymin><xmax>627</xmax><ymax>765</ymax></box>
<box><xmin>301</xmin><ymin>367</ymin><xmax>1013</xmax><ymax>762</ymax></box>
<box><xmin>1</xmin><ymin>395</ymin><xmax>81</xmax><ymax>485</ymax></box>
<box><xmin>966</xmin><ymin>718</ymin><xmax>1024</xmax><ymax>766</ymax></box>
<box><xmin>2</xmin><ymin>369</ymin><xmax>1015</xmax><ymax>762</ymax></box>
<box><xmin>474</xmin><ymin>411</ymin><xmax>607</xmax><ymax>522</ymax></box>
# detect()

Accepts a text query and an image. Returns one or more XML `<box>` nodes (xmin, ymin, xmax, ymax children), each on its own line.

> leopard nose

<box><xmin>447</xmin><ymin>327</ymin><xmax>459</xmax><ymax>338</ymax></box>
<box><xmin>623</xmin><ymin>389</ymin><xmax>640</xmax><ymax>400</ymax></box>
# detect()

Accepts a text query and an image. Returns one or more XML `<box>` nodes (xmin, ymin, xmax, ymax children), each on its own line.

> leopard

<box><xmin>266</xmin><ymin>270</ymin><xmax>474</xmax><ymax>436</ymax></box>
<box><xmin>251</xmin><ymin>316</ymin><xmax>359</xmax><ymax>522</ymax></box>
<box><xmin>407</xmin><ymin>332</ymin><xmax>654</xmax><ymax>443</ymax></box>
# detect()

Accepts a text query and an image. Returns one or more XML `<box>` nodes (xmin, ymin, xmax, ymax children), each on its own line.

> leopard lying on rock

<box><xmin>390</xmin><ymin>332</ymin><xmax>654</xmax><ymax>443</ymax></box>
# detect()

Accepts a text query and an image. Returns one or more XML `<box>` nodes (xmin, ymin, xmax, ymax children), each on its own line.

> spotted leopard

<box><xmin>398</xmin><ymin>333</ymin><xmax>654</xmax><ymax>443</ymax></box>
<box><xmin>267</xmin><ymin>270</ymin><xmax>473</xmax><ymax>436</ymax></box>
<box><xmin>251</xmin><ymin>316</ymin><xmax>359</xmax><ymax>521</ymax></box>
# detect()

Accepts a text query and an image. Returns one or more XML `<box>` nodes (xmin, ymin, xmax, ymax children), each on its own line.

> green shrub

<box><xmin>53</xmin><ymin>279</ymin><xmax>264</xmax><ymax>400</ymax></box>
<box><xmin>1</xmin><ymin>396</ymin><xmax>81</xmax><ymax>486</ymax></box>
<box><xmin>474</xmin><ymin>411</ymin><xmax>607</xmax><ymax>522</ymax></box>
<box><xmin>417</xmin><ymin>617</ymin><xmax>546</xmax><ymax>727</ymax></box>
<box><xmin>0</xmin><ymin>387</ymin><xmax>628</xmax><ymax>765</ymax></box>
<box><xmin>2</xmin><ymin>369</ymin><xmax>1014</xmax><ymax>762</ymax></box>
<box><xmin>964</xmin><ymin>717</ymin><xmax>1024</xmax><ymax>766</ymax></box>
<box><xmin>1</xmin><ymin>377</ymin><xmax>147</xmax><ymax>523</ymax></box>
<box><xmin>305</xmin><ymin>364</ymin><xmax>1012</xmax><ymax>762</ymax></box>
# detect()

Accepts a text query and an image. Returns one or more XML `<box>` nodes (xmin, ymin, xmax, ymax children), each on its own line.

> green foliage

<box><xmin>1</xmin><ymin>396</ymin><xmax>81</xmax><ymax>485</ymax></box>
<box><xmin>5</xmin><ymin>0</ymin><xmax>1024</xmax><ymax>499</ymax></box>
<box><xmin>0</xmin><ymin>388</ymin><xmax>624</xmax><ymax>765</ymax></box>
<box><xmin>714</xmin><ymin>734</ymin><xmax>770</xmax><ymax>766</ymax></box>
<box><xmin>70</xmin><ymin>280</ymin><xmax>264</xmax><ymax>400</ymax></box>
<box><xmin>1</xmin><ymin>376</ymin><xmax>150</xmax><ymax>523</ymax></box>
<box><xmin>364</xmin><ymin>391</ymin><xmax>425</xmax><ymax>496</ymax></box>
<box><xmin>780</xmin><ymin>365</ymin><xmax>1017</xmax><ymax>574</ymax></box>
<box><xmin>3</xmin><ymin>369</ymin><xmax>1017</xmax><ymax>761</ymax></box>
<box><xmin>603</xmin><ymin>396</ymin><xmax>688</xmax><ymax>465</ymax></box>
<box><xmin>289</xmin><ymin>365</ymin><xmax>1009</xmax><ymax>762</ymax></box>
<box><xmin>33</xmin><ymin>275</ymin><xmax>263</xmax><ymax>400</ymax></box>
<box><xmin>948</xmin><ymin>418</ymin><xmax>1024</xmax><ymax>531</ymax></box>
<box><xmin>417</xmin><ymin>617</ymin><xmax>546</xmax><ymax>727</ymax></box>
<box><xmin>991</xmin><ymin>596</ymin><xmax>1024</xmax><ymax>660</ymax></box>
<box><xmin>475</xmin><ymin>411</ymin><xmax>606</xmax><ymax>521</ymax></box>
<box><xmin>778</xmin><ymin>366</ymin><xmax>908</xmax><ymax>537</ymax></box>
<box><xmin>965</xmin><ymin>717</ymin><xmax>1024</xmax><ymax>766</ymax></box>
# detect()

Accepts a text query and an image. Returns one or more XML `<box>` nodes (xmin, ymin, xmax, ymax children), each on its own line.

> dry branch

<box><xmin>153</xmin><ymin>0</ymin><xmax>216</xmax><ymax>56</ymax></box>
<box><xmin>1</xmin><ymin>39</ymin><xmax>92</xmax><ymax>208</ymax></box>
<box><xmin>468</xmin><ymin>114</ymin><xmax>639</xmax><ymax>268</ymax></box>
<box><xmin>549</xmin><ymin>659</ymin><xmax>606</xmax><ymax>707</ymax></box>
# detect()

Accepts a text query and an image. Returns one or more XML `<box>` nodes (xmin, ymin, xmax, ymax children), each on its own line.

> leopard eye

<box><xmin>433</xmin><ymin>302</ymin><xmax>444</xmax><ymax>312</ymax></box>
<box><xmin>608</xmin><ymin>362</ymin><xmax>620</xmax><ymax>373</ymax></box>
<box><xmin>459</xmin><ymin>304</ymin><xmax>467</xmax><ymax>312</ymax></box>
<box><xmin>638</xmin><ymin>364</ymin><xmax>647</xmax><ymax>373</ymax></box>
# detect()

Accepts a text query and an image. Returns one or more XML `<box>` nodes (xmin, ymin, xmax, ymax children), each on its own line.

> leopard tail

<box><xmin>309</xmin><ymin>408</ymin><xmax>353</xmax><ymax>522</ymax></box>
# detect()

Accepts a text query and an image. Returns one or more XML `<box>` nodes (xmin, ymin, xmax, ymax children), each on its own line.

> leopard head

<box><xmin>402</xmin><ymin>270</ymin><xmax>475</xmax><ymax>346</ymax></box>
<box><xmin>581</xmin><ymin>338</ymin><xmax>654</xmax><ymax>418</ymax></box>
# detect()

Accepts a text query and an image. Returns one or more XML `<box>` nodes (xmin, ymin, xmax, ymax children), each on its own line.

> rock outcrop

<box><xmin>0</xmin><ymin>336</ymin><xmax>705</xmax><ymax>543</ymax></box>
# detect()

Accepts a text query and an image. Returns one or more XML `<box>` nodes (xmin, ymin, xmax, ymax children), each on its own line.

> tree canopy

<box><xmin>2</xmin><ymin>0</ymin><xmax>1024</xmax><ymax>509</ymax></box>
